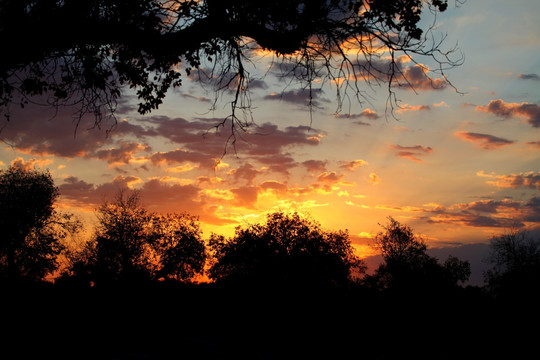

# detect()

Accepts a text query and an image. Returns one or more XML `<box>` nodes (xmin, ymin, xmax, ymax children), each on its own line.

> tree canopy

<box><xmin>64</xmin><ymin>190</ymin><xmax>206</xmax><ymax>285</ymax></box>
<box><xmin>0</xmin><ymin>0</ymin><xmax>462</xmax><ymax>129</ymax></box>
<box><xmin>0</xmin><ymin>166</ymin><xmax>78</xmax><ymax>282</ymax></box>
<box><xmin>208</xmin><ymin>211</ymin><xmax>365</xmax><ymax>287</ymax></box>
<box><xmin>365</xmin><ymin>217</ymin><xmax>470</xmax><ymax>293</ymax></box>
<box><xmin>485</xmin><ymin>229</ymin><xmax>540</xmax><ymax>301</ymax></box>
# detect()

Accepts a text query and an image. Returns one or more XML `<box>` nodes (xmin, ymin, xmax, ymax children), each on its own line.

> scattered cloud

<box><xmin>10</xmin><ymin>157</ymin><xmax>53</xmax><ymax>171</ymax></box>
<box><xmin>263</xmin><ymin>88</ymin><xmax>328</xmax><ymax>108</ymax></box>
<box><xmin>455</xmin><ymin>131</ymin><xmax>514</xmax><ymax>150</ymax></box>
<box><xmin>389</xmin><ymin>144</ymin><xmax>433</xmax><ymax>162</ymax></box>
<box><xmin>476</xmin><ymin>99</ymin><xmax>540</xmax><ymax>128</ymax></box>
<box><xmin>396</xmin><ymin>104</ymin><xmax>431</xmax><ymax>113</ymax></box>
<box><xmin>93</xmin><ymin>142</ymin><xmax>151</xmax><ymax>166</ymax></box>
<box><xmin>424</xmin><ymin>197</ymin><xmax>540</xmax><ymax>228</ymax></box>
<box><xmin>526</xmin><ymin>140</ymin><xmax>540</xmax><ymax>149</ymax></box>
<box><xmin>339</xmin><ymin>159</ymin><xmax>368</xmax><ymax>171</ymax></box>
<box><xmin>301</xmin><ymin>160</ymin><xmax>328</xmax><ymax>173</ymax></box>
<box><xmin>518</xmin><ymin>73</ymin><xmax>540</xmax><ymax>81</ymax></box>
<box><xmin>351</xmin><ymin>56</ymin><xmax>447</xmax><ymax>91</ymax></box>
<box><xmin>478</xmin><ymin>171</ymin><xmax>540</xmax><ymax>190</ymax></box>
<box><xmin>369</xmin><ymin>172</ymin><xmax>380</xmax><ymax>185</ymax></box>
<box><xmin>400</xmin><ymin>63</ymin><xmax>447</xmax><ymax>91</ymax></box>
<box><xmin>335</xmin><ymin>108</ymin><xmax>380</xmax><ymax>123</ymax></box>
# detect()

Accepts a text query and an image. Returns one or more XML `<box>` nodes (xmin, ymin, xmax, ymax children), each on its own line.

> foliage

<box><xmin>485</xmin><ymin>228</ymin><xmax>540</xmax><ymax>300</ymax></box>
<box><xmin>365</xmin><ymin>216</ymin><xmax>470</xmax><ymax>293</ymax></box>
<box><xmin>0</xmin><ymin>0</ymin><xmax>461</xmax><ymax>128</ymax></box>
<box><xmin>64</xmin><ymin>190</ymin><xmax>206</xmax><ymax>285</ymax></box>
<box><xmin>208</xmin><ymin>211</ymin><xmax>365</xmax><ymax>287</ymax></box>
<box><xmin>0</xmin><ymin>166</ymin><xmax>79</xmax><ymax>281</ymax></box>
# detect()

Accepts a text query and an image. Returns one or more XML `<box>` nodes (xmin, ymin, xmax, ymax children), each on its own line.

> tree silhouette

<box><xmin>64</xmin><ymin>190</ymin><xmax>206</xmax><ymax>285</ymax></box>
<box><xmin>208</xmin><ymin>211</ymin><xmax>365</xmax><ymax>288</ymax></box>
<box><xmin>485</xmin><ymin>228</ymin><xmax>540</xmax><ymax>301</ymax></box>
<box><xmin>365</xmin><ymin>216</ymin><xmax>470</xmax><ymax>293</ymax></box>
<box><xmin>1</xmin><ymin>0</ymin><xmax>461</xmax><ymax>128</ymax></box>
<box><xmin>0</xmin><ymin>166</ymin><xmax>79</xmax><ymax>282</ymax></box>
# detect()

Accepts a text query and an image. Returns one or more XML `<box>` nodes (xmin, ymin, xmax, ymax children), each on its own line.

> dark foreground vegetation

<box><xmin>2</xmin><ymin>167</ymin><xmax>539</xmax><ymax>359</ymax></box>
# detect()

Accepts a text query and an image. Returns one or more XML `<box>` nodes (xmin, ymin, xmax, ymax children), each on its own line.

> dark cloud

<box><xmin>389</xmin><ymin>144</ymin><xmax>433</xmax><ymax>162</ymax></box>
<box><xmin>59</xmin><ymin>175</ymin><xmax>142</xmax><ymax>208</ymax></box>
<box><xmin>302</xmin><ymin>159</ymin><xmax>328</xmax><ymax>173</ymax></box>
<box><xmin>256</xmin><ymin>154</ymin><xmax>298</xmax><ymax>175</ymax></box>
<box><xmin>180</xmin><ymin>93</ymin><xmax>212</xmax><ymax>103</ymax></box>
<box><xmin>422</xmin><ymin>198</ymin><xmax>540</xmax><ymax>229</ymax></box>
<box><xmin>518</xmin><ymin>73</ymin><xmax>540</xmax><ymax>81</ymax></box>
<box><xmin>259</xmin><ymin>180</ymin><xmax>288</xmax><ymax>194</ymax></box>
<box><xmin>335</xmin><ymin>108</ymin><xmax>380</xmax><ymax>122</ymax></box>
<box><xmin>59</xmin><ymin>175</ymin><xmax>236</xmax><ymax>226</ymax></box>
<box><xmin>455</xmin><ymin>131</ymin><xmax>514</xmax><ymax>150</ymax></box>
<box><xmin>0</xmin><ymin>114</ymin><xmax>111</xmax><ymax>158</ymax></box>
<box><xmin>149</xmin><ymin>149</ymin><xmax>220</xmax><ymax>169</ymax></box>
<box><xmin>476</xmin><ymin>99</ymin><xmax>540</xmax><ymax>128</ymax></box>
<box><xmin>228</xmin><ymin>163</ymin><xmax>261</xmax><ymax>184</ymax></box>
<box><xmin>263</xmin><ymin>88</ymin><xmax>328</xmax><ymax>108</ymax></box>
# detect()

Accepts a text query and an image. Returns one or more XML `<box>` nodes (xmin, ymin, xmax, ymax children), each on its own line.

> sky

<box><xmin>1</xmin><ymin>0</ymin><xmax>539</xmax><ymax>261</ymax></box>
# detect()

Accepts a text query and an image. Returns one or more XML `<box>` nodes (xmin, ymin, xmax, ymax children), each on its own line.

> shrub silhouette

<box><xmin>208</xmin><ymin>211</ymin><xmax>365</xmax><ymax>288</ymax></box>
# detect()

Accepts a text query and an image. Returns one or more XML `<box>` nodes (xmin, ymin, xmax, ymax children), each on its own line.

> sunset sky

<box><xmin>1</xmin><ymin>0</ymin><xmax>539</xmax><ymax>259</ymax></box>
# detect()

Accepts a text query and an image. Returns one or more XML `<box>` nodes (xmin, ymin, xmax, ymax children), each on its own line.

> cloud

<box><xmin>316</xmin><ymin>171</ymin><xmax>345</xmax><ymax>184</ymax></box>
<box><xmin>369</xmin><ymin>172</ymin><xmax>380</xmax><ymax>185</ymax></box>
<box><xmin>396</xmin><ymin>104</ymin><xmax>431</xmax><ymax>113</ymax></box>
<box><xmin>301</xmin><ymin>160</ymin><xmax>328</xmax><ymax>173</ymax></box>
<box><xmin>149</xmin><ymin>149</ymin><xmax>220</xmax><ymax>169</ymax></box>
<box><xmin>389</xmin><ymin>144</ymin><xmax>433</xmax><ymax>162</ymax></box>
<box><xmin>518</xmin><ymin>73</ymin><xmax>540</xmax><ymax>81</ymax></box>
<box><xmin>335</xmin><ymin>108</ymin><xmax>380</xmax><ymax>123</ymax></box>
<box><xmin>1</xmin><ymin>115</ymin><xmax>111</xmax><ymax>158</ymax></box>
<box><xmin>339</xmin><ymin>159</ymin><xmax>368</xmax><ymax>171</ymax></box>
<box><xmin>263</xmin><ymin>88</ymin><xmax>328</xmax><ymax>108</ymax></box>
<box><xmin>259</xmin><ymin>180</ymin><xmax>288</xmax><ymax>194</ymax></box>
<box><xmin>351</xmin><ymin>56</ymin><xmax>447</xmax><ymax>91</ymax></box>
<box><xmin>59</xmin><ymin>175</ymin><xmax>143</xmax><ymax>209</ymax></box>
<box><xmin>230</xmin><ymin>186</ymin><xmax>259</xmax><ymax>208</ymax></box>
<box><xmin>476</xmin><ymin>99</ymin><xmax>540</xmax><ymax>128</ymax></box>
<box><xmin>93</xmin><ymin>142</ymin><xmax>151</xmax><ymax>166</ymax></box>
<box><xmin>59</xmin><ymin>175</ymin><xmax>236</xmax><ymax>225</ymax></box>
<box><xmin>10</xmin><ymin>157</ymin><xmax>53</xmax><ymax>171</ymax></box>
<box><xmin>400</xmin><ymin>64</ymin><xmax>447</xmax><ymax>91</ymax></box>
<box><xmin>422</xmin><ymin>197</ymin><xmax>540</xmax><ymax>229</ymax></box>
<box><xmin>479</xmin><ymin>171</ymin><xmax>540</xmax><ymax>190</ymax></box>
<box><xmin>526</xmin><ymin>141</ymin><xmax>540</xmax><ymax>149</ymax></box>
<box><xmin>455</xmin><ymin>131</ymin><xmax>514</xmax><ymax>150</ymax></box>
<box><xmin>228</xmin><ymin>163</ymin><xmax>261</xmax><ymax>184</ymax></box>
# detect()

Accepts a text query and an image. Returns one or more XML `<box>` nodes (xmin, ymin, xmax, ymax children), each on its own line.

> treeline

<box><xmin>2</xmin><ymin>166</ymin><xmax>539</xmax><ymax>298</ymax></box>
<box><xmin>2</xmin><ymin>166</ymin><xmax>540</xmax><ymax>359</ymax></box>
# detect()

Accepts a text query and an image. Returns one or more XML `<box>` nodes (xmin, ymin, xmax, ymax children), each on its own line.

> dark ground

<box><xmin>2</xmin><ymin>283</ymin><xmax>538</xmax><ymax>360</ymax></box>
